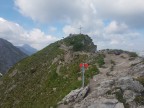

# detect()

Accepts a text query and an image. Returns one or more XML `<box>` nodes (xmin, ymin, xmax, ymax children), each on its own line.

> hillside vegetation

<box><xmin>0</xmin><ymin>34</ymin><xmax>101</xmax><ymax>108</ymax></box>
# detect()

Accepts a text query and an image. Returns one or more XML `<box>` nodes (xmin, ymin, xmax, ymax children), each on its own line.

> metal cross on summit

<box><xmin>79</xmin><ymin>25</ymin><xmax>83</xmax><ymax>34</ymax></box>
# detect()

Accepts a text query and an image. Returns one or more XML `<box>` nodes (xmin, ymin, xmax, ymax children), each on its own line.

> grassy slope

<box><xmin>0</xmin><ymin>35</ymin><xmax>103</xmax><ymax>108</ymax></box>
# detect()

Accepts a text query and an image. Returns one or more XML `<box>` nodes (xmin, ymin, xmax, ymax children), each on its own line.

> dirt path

<box><xmin>89</xmin><ymin>53</ymin><xmax>132</xmax><ymax>92</ymax></box>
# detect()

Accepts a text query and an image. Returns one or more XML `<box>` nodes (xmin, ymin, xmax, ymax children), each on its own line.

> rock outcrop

<box><xmin>58</xmin><ymin>50</ymin><xmax>144</xmax><ymax>108</ymax></box>
<box><xmin>58</xmin><ymin>86</ymin><xmax>89</xmax><ymax>107</ymax></box>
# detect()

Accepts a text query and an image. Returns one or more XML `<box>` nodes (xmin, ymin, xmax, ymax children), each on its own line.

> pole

<box><xmin>82</xmin><ymin>63</ymin><xmax>85</xmax><ymax>88</ymax></box>
<box><xmin>79</xmin><ymin>25</ymin><xmax>83</xmax><ymax>34</ymax></box>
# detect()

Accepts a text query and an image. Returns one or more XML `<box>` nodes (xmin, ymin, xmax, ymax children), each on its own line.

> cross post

<box><xmin>79</xmin><ymin>25</ymin><xmax>83</xmax><ymax>34</ymax></box>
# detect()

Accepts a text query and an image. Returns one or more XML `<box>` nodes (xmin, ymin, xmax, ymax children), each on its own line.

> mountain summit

<box><xmin>63</xmin><ymin>34</ymin><xmax>97</xmax><ymax>52</ymax></box>
<box><xmin>0</xmin><ymin>38</ymin><xmax>27</xmax><ymax>74</ymax></box>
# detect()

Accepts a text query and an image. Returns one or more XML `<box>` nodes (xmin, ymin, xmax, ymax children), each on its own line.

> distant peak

<box><xmin>22</xmin><ymin>44</ymin><xmax>32</xmax><ymax>47</ymax></box>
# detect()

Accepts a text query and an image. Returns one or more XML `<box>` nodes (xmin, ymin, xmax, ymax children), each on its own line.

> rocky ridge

<box><xmin>0</xmin><ymin>34</ymin><xmax>99</xmax><ymax>107</ymax></box>
<box><xmin>58</xmin><ymin>49</ymin><xmax>144</xmax><ymax>108</ymax></box>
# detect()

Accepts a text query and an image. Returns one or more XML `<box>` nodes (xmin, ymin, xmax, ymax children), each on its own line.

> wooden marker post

<box><xmin>79</xmin><ymin>63</ymin><xmax>89</xmax><ymax>88</ymax></box>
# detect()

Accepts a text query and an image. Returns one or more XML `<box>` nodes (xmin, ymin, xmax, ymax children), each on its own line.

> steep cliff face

<box><xmin>58</xmin><ymin>50</ymin><xmax>144</xmax><ymax>108</ymax></box>
<box><xmin>0</xmin><ymin>34</ymin><xmax>99</xmax><ymax>108</ymax></box>
<box><xmin>0</xmin><ymin>38</ymin><xmax>27</xmax><ymax>74</ymax></box>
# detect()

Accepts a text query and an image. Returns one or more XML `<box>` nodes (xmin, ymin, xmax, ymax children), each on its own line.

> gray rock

<box><xmin>88</xmin><ymin>103</ymin><xmax>116</xmax><ymax>108</ymax></box>
<box><xmin>53</xmin><ymin>88</ymin><xmax>57</xmax><ymax>92</ymax></box>
<box><xmin>9</xmin><ymin>70</ymin><xmax>18</xmax><ymax>77</ymax></box>
<box><xmin>128</xmin><ymin>101</ymin><xmax>137</xmax><ymax>108</ymax></box>
<box><xmin>95</xmin><ymin>87</ymin><xmax>111</xmax><ymax>97</ymax></box>
<box><xmin>102</xmin><ymin>98</ymin><xmax>118</xmax><ymax>104</ymax></box>
<box><xmin>123</xmin><ymin>90</ymin><xmax>137</xmax><ymax>103</ymax></box>
<box><xmin>137</xmin><ymin>106</ymin><xmax>144</xmax><ymax>108</ymax></box>
<box><xmin>76</xmin><ymin>86</ymin><xmax>89</xmax><ymax>102</ymax></box>
<box><xmin>88</xmin><ymin>98</ymin><xmax>124</xmax><ymax>108</ymax></box>
<box><xmin>117</xmin><ymin>77</ymin><xmax>144</xmax><ymax>92</ymax></box>
<box><xmin>0</xmin><ymin>73</ymin><xmax>2</xmax><ymax>76</ymax></box>
<box><xmin>58</xmin><ymin>86</ymin><xmax>89</xmax><ymax>104</ymax></box>
<box><xmin>88</xmin><ymin>102</ymin><xmax>124</xmax><ymax>108</ymax></box>
<box><xmin>100</xmin><ymin>79</ymin><xmax>115</xmax><ymax>88</ymax></box>
<box><xmin>115</xmin><ymin>103</ymin><xmax>124</xmax><ymax>108</ymax></box>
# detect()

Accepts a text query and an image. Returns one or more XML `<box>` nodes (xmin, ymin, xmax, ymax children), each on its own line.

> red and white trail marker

<box><xmin>79</xmin><ymin>63</ymin><xmax>89</xmax><ymax>87</ymax></box>
<box><xmin>79</xmin><ymin>63</ymin><xmax>89</xmax><ymax>68</ymax></box>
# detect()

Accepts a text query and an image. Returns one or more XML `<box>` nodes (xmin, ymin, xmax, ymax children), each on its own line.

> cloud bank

<box><xmin>0</xmin><ymin>18</ymin><xmax>58</xmax><ymax>49</ymax></box>
<box><xmin>15</xmin><ymin>0</ymin><xmax>144</xmax><ymax>28</ymax></box>
<box><xmin>2</xmin><ymin>0</ymin><xmax>144</xmax><ymax>51</ymax></box>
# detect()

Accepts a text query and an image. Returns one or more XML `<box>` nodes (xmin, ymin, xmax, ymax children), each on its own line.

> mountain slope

<box><xmin>0</xmin><ymin>34</ymin><xmax>99</xmax><ymax>107</ymax></box>
<box><xmin>17</xmin><ymin>44</ymin><xmax>37</xmax><ymax>55</ymax></box>
<box><xmin>0</xmin><ymin>38</ymin><xmax>27</xmax><ymax>74</ymax></box>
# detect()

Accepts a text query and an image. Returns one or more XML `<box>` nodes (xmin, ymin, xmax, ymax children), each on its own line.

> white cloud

<box><xmin>26</xmin><ymin>29</ymin><xmax>58</xmax><ymax>49</ymax></box>
<box><xmin>15</xmin><ymin>0</ymin><xmax>144</xmax><ymax>28</ymax></box>
<box><xmin>14</xmin><ymin>0</ymin><xmax>89</xmax><ymax>23</ymax></box>
<box><xmin>93</xmin><ymin>0</ymin><xmax>144</xmax><ymax>28</ymax></box>
<box><xmin>105</xmin><ymin>21</ymin><xmax>128</xmax><ymax>34</ymax></box>
<box><xmin>0</xmin><ymin>17</ymin><xmax>58</xmax><ymax>50</ymax></box>
<box><xmin>63</xmin><ymin>25</ymin><xmax>79</xmax><ymax>35</ymax></box>
<box><xmin>14</xmin><ymin>0</ymin><xmax>144</xmax><ymax>51</ymax></box>
<box><xmin>49</xmin><ymin>27</ymin><xmax>57</xmax><ymax>32</ymax></box>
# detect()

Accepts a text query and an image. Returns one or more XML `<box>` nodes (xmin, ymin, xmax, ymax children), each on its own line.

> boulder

<box><xmin>100</xmin><ymin>79</ymin><xmax>115</xmax><ymax>88</ymax></box>
<box><xmin>88</xmin><ymin>98</ymin><xmax>124</xmax><ymax>108</ymax></box>
<box><xmin>117</xmin><ymin>77</ymin><xmax>144</xmax><ymax>92</ymax></box>
<box><xmin>95</xmin><ymin>87</ymin><xmax>111</xmax><ymax>96</ymax></box>
<box><xmin>123</xmin><ymin>90</ymin><xmax>137</xmax><ymax>103</ymax></box>
<box><xmin>115</xmin><ymin>103</ymin><xmax>124</xmax><ymax>108</ymax></box>
<box><xmin>58</xmin><ymin>86</ymin><xmax>89</xmax><ymax>104</ymax></box>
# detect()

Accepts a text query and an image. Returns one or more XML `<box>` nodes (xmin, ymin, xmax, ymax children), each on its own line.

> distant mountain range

<box><xmin>16</xmin><ymin>44</ymin><xmax>37</xmax><ymax>55</ymax></box>
<box><xmin>0</xmin><ymin>38</ymin><xmax>27</xmax><ymax>74</ymax></box>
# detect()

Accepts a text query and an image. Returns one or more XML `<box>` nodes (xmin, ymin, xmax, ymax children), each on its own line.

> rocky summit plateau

<box><xmin>0</xmin><ymin>34</ymin><xmax>144</xmax><ymax>108</ymax></box>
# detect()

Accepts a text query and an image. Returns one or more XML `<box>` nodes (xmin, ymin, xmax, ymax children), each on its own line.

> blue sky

<box><xmin>0</xmin><ymin>0</ymin><xmax>144</xmax><ymax>51</ymax></box>
<box><xmin>0</xmin><ymin>0</ymin><xmax>33</xmax><ymax>28</ymax></box>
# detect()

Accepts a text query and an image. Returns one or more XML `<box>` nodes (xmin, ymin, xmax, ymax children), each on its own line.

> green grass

<box><xmin>128</xmin><ymin>52</ymin><xmax>138</xmax><ymax>58</ymax></box>
<box><xmin>134</xmin><ymin>95</ymin><xmax>144</xmax><ymax>105</ymax></box>
<box><xmin>64</xmin><ymin>34</ymin><xmax>96</xmax><ymax>52</ymax></box>
<box><xmin>136</xmin><ymin>76</ymin><xmax>144</xmax><ymax>86</ymax></box>
<box><xmin>0</xmin><ymin>34</ymin><xmax>100</xmax><ymax>108</ymax></box>
<box><xmin>96</xmin><ymin>54</ymin><xmax>105</xmax><ymax>67</ymax></box>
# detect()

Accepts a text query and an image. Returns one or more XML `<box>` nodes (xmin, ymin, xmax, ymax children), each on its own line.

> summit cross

<box><xmin>79</xmin><ymin>25</ymin><xmax>83</xmax><ymax>34</ymax></box>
